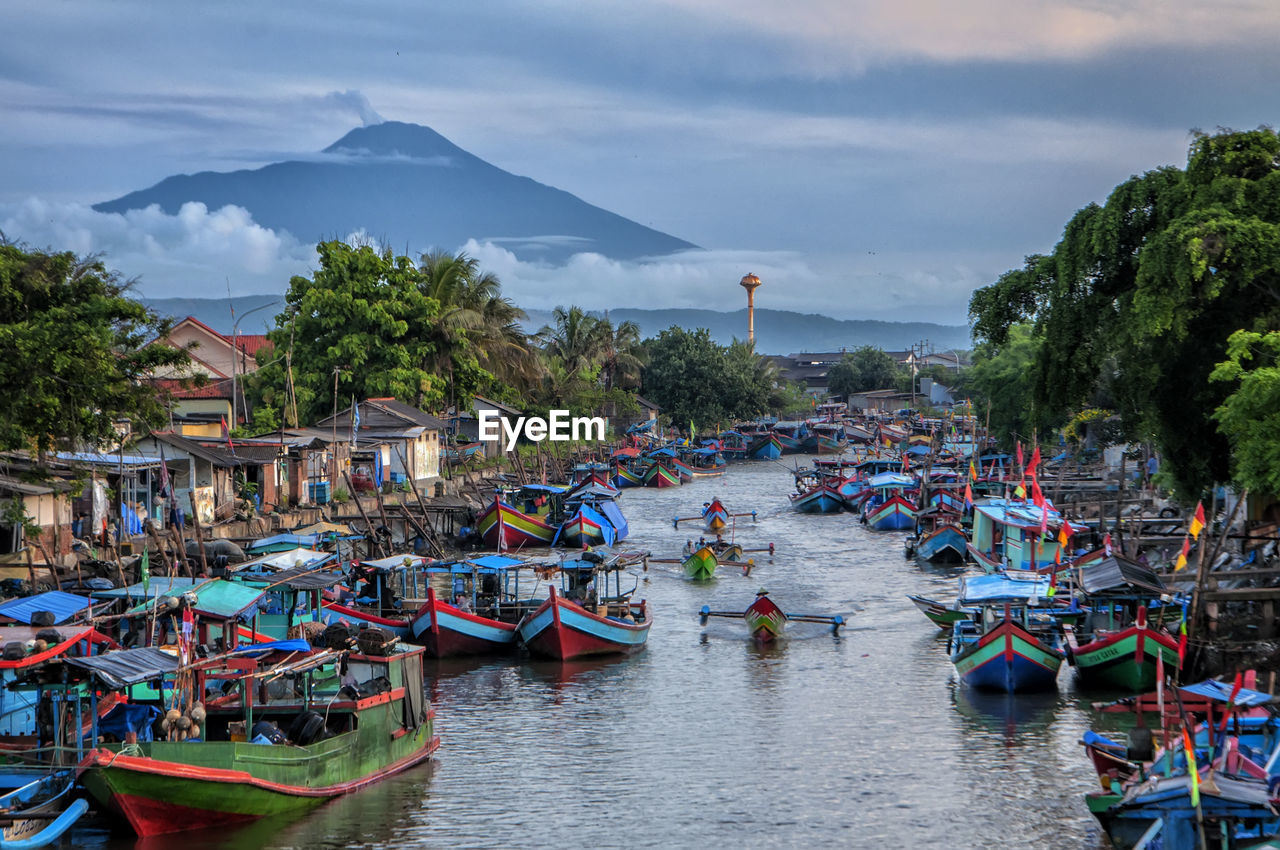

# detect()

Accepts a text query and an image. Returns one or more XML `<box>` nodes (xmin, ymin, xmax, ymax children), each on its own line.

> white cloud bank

<box><xmin>0</xmin><ymin>199</ymin><xmax>978</xmax><ymax>324</ymax></box>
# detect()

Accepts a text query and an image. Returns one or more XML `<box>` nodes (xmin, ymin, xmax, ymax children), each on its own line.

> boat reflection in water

<box><xmin>950</xmin><ymin>681</ymin><xmax>1062</xmax><ymax>747</ymax></box>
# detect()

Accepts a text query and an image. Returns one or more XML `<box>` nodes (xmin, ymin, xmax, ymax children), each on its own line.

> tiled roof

<box><xmin>151</xmin><ymin>377</ymin><xmax>234</xmax><ymax>400</ymax></box>
<box><xmin>234</xmin><ymin>335</ymin><xmax>273</xmax><ymax>357</ymax></box>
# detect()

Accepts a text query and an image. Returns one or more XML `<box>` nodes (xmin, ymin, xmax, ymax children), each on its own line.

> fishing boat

<box><xmin>642</xmin><ymin>459</ymin><xmax>682</xmax><ymax>488</ymax></box>
<box><xmin>476</xmin><ymin>487</ymin><xmax>562</xmax><ymax>549</ymax></box>
<box><xmin>554</xmin><ymin>498</ymin><xmax>629</xmax><ymax>548</ymax></box>
<box><xmin>77</xmin><ymin>642</ymin><xmax>439</xmax><ymax>837</ymax></box>
<box><xmin>746</xmin><ymin>432</ymin><xmax>783</xmax><ymax>460</ymax></box>
<box><xmin>1063</xmin><ymin>556</ymin><xmax>1182</xmax><ymax>691</ymax></box>
<box><xmin>682</xmin><ymin>545</ymin><xmax>718</xmax><ymax>581</ymax></box>
<box><xmin>409</xmin><ymin>554</ymin><xmax>539</xmax><ymax>657</ymax></box>
<box><xmin>0</xmin><ymin>770</ymin><xmax>87</xmax><ymax>848</ymax></box>
<box><xmin>907</xmin><ymin>594</ymin><xmax>980</xmax><ymax>630</ymax></box>
<box><xmin>771</xmin><ymin>422</ymin><xmax>809</xmax><ymax>454</ymax></box>
<box><xmin>860</xmin><ymin>472</ymin><xmax>918</xmax><ymax>531</ymax></box>
<box><xmin>699</xmin><ymin>591</ymin><xmax>844</xmax><ymax>643</ymax></box>
<box><xmin>517</xmin><ymin>557</ymin><xmax>650</xmax><ymax>660</ymax></box>
<box><xmin>906</xmin><ymin>508</ymin><xmax>968</xmax><ymax>563</ymax></box>
<box><xmin>949</xmin><ymin>574</ymin><xmax>1066</xmax><ymax>692</ymax></box>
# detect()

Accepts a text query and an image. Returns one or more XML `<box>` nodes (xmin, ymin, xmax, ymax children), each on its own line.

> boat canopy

<box><xmin>959</xmin><ymin>573</ymin><xmax>1056</xmax><ymax>605</ymax></box>
<box><xmin>626</xmin><ymin>419</ymin><xmax>656</xmax><ymax>434</ymax></box>
<box><xmin>247</xmin><ymin>532</ymin><xmax>321</xmax><ymax>552</ymax></box>
<box><xmin>974</xmin><ymin>498</ymin><xmax>1062</xmax><ymax>531</ymax></box>
<box><xmin>65</xmin><ymin>647</ymin><xmax>180</xmax><ymax>689</ymax></box>
<box><xmin>360</xmin><ymin>554</ymin><xmax>431</xmax><ymax>572</ymax></box>
<box><xmin>466</xmin><ymin>554</ymin><xmax>525</xmax><ymax>571</ymax></box>
<box><xmin>229</xmin><ymin>638</ymin><xmax>313</xmax><ymax>657</ymax></box>
<box><xmin>91</xmin><ymin>576</ymin><xmax>204</xmax><ymax>602</ymax></box>
<box><xmin>600</xmin><ymin>500</ymin><xmax>629</xmax><ymax>540</ymax></box>
<box><xmin>868</xmin><ymin>472</ymin><xmax>916</xmax><ymax>488</ymax></box>
<box><xmin>124</xmin><ymin>579</ymin><xmax>264</xmax><ymax>620</ymax></box>
<box><xmin>249</xmin><ymin>567</ymin><xmax>347</xmax><ymax>590</ymax></box>
<box><xmin>1179</xmin><ymin>678</ymin><xmax>1278</xmax><ymax>707</ymax></box>
<box><xmin>231</xmin><ymin>547</ymin><xmax>336</xmax><ymax>573</ymax></box>
<box><xmin>0</xmin><ymin>590</ymin><xmax>93</xmax><ymax>625</ymax></box>
<box><xmin>1079</xmin><ymin>556</ymin><xmax>1169</xmax><ymax>596</ymax></box>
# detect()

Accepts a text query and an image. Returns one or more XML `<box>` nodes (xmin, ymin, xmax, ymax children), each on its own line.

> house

<box><xmin>919</xmin><ymin>378</ymin><xmax>957</xmax><ymax>408</ymax></box>
<box><xmin>450</xmin><ymin>395</ymin><xmax>525</xmax><ymax>458</ymax></box>
<box><xmin>317</xmin><ymin>398</ymin><xmax>444</xmax><ymax>488</ymax></box>
<box><xmin>848</xmin><ymin>389</ymin><xmax>914</xmax><ymax>413</ymax></box>
<box><xmin>147</xmin><ymin>316</ymin><xmax>275</xmax><ymax>432</ymax></box>
<box><xmin>0</xmin><ymin>473</ymin><xmax>73</xmax><ymax>564</ymax></box>
<box><xmin>608</xmin><ymin>395</ymin><xmax>661</xmax><ymax>436</ymax></box>
<box><xmin>132</xmin><ymin>432</ymin><xmax>290</xmax><ymax>524</ymax></box>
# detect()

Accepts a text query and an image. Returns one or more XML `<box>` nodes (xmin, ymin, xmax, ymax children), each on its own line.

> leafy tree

<box><xmin>640</xmin><ymin>327</ymin><xmax>731</xmax><ymax>427</ymax></box>
<box><xmin>1211</xmin><ymin>329</ymin><xmax>1280</xmax><ymax>495</ymax></box>
<box><xmin>827</xmin><ymin>346</ymin><xmax>903</xmax><ymax>397</ymax></box>
<box><xmin>248</xmin><ymin>241</ymin><xmax>441</xmax><ymax>425</ymax></box>
<box><xmin>964</xmin><ymin>325</ymin><xmax>1048</xmax><ymax>447</ymax></box>
<box><xmin>968</xmin><ymin>127</ymin><xmax>1280</xmax><ymax>497</ymax></box>
<box><xmin>0</xmin><ymin>241</ymin><xmax>189</xmax><ymax>464</ymax></box>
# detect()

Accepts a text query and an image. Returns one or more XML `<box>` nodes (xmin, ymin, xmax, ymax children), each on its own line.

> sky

<box><xmin>2</xmin><ymin>1</ymin><xmax>1279</xmax><ymax>327</ymax></box>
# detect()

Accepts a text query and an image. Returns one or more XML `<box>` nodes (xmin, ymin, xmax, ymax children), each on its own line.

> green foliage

<box><xmin>963</xmin><ymin>325</ymin><xmax>1048</xmax><ymax>446</ymax></box>
<box><xmin>640</xmin><ymin>327</ymin><xmax>782</xmax><ymax>426</ymax></box>
<box><xmin>532</xmin><ymin>307</ymin><xmax>647</xmax><ymax>414</ymax></box>
<box><xmin>0</xmin><ymin>242</ymin><xmax>190</xmax><ymax>463</ymax></box>
<box><xmin>1211</xmin><ymin>329</ymin><xmax>1280</xmax><ymax>496</ymax></box>
<box><xmin>827</xmin><ymin>346</ymin><xmax>904</xmax><ymax>397</ymax></box>
<box><xmin>967</xmin><ymin>126</ymin><xmax>1280</xmax><ymax>497</ymax></box>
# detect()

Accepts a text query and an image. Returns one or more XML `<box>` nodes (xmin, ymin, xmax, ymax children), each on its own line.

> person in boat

<box><xmin>454</xmin><ymin>593</ymin><xmax>472</xmax><ymax>613</ymax></box>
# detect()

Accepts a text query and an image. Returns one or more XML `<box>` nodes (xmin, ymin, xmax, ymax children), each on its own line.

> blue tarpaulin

<box><xmin>554</xmin><ymin>504</ymin><xmax>616</xmax><ymax>547</ymax></box>
<box><xmin>468</xmin><ymin>555</ymin><xmax>524</xmax><ymax>570</ymax></box>
<box><xmin>230</xmin><ymin>639</ymin><xmax>311</xmax><ymax>657</ymax></box>
<box><xmin>600</xmin><ymin>501</ymin><xmax>629</xmax><ymax>541</ymax></box>
<box><xmin>92</xmin><ymin>703</ymin><xmax>161</xmax><ymax>742</ymax></box>
<box><xmin>0</xmin><ymin>591</ymin><xmax>92</xmax><ymax>625</ymax></box>
<box><xmin>1180</xmin><ymin>679</ymin><xmax>1278</xmax><ymax>707</ymax></box>
<box><xmin>959</xmin><ymin>573</ymin><xmax>1055</xmax><ymax>605</ymax></box>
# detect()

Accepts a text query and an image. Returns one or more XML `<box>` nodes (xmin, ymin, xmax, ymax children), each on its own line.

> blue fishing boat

<box><xmin>910</xmin><ymin>515</ymin><xmax>968</xmax><ymax>562</ymax></box>
<box><xmin>860</xmin><ymin>472</ymin><xmax>918</xmax><ymax>530</ymax></box>
<box><xmin>554</xmin><ymin>499</ymin><xmax>629</xmax><ymax>548</ymax></box>
<box><xmin>789</xmin><ymin>482</ymin><xmax>844</xmax><ymax>514</ymax></box>
<box><xmin>747</xmin><ymin>433</ymin><xmax>783</xmax><ymax>460</ymax></box>
<box><xmin>948</xmin><ymin>574</ymin><xmax>1065</xmax><ymax>692</ymax></box>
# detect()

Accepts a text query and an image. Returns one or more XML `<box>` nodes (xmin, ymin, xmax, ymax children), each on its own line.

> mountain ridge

<box><xmin>142</xmin><ymin>296</ymin><xmax>970</xmax><ymax>356</ymax></box>
<box><xmin>94</xmin><ymin>121</ymin><xmax>697</xmax><ymax>262</ymax></box>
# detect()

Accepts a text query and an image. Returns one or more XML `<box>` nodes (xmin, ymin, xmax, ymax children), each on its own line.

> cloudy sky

<box><xmin>2</xmin><ymin>1</ymin><xmax>1278</xmax><ymax>326</ymax></box>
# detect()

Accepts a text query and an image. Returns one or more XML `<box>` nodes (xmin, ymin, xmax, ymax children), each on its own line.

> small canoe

<box><xmin>743</xmin><ymin>593</ymin><xmax>788</xmax><ymax>643</ymax></box>
<box><xmin>682</xmin><ymin>546</ymin><xmax>718</xmax><ymax>581</ymax></box>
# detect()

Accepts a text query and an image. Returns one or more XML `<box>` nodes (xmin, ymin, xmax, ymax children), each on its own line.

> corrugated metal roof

<box><xmin>66</xmin><ymin>647</ymin><xmax>179</xmax><ymax>688</ymax></box>
<box><xmin>1180</xmin><ymin>679</ymin><xmax>1277</xmax><ymax>707</ymax></box>
<box><xmin>91</xmin><ymin>576</ymin><xmax>203</xmax><ymax>601</ymax></box>
<box><xmin>230</xmin><ymin>548</ymin><xmax>335</xmax><ymax>573</ymax></box>
<box><xmin>0</xmin><ymin>591</ymin><xmax>93</xmax><ymax>625</ymax></box>
<box><xmin>1079</xmin><ymin>556</ymin><xmax>1168</xmax><ymax>596</ymax></box>
<box><xmin>124</xmin><ymin>579</ymin><xmax>263</xmax><ymax>620</ymax></box>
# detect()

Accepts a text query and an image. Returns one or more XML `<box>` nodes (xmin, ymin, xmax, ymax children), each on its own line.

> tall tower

<box><xmin>740</xmin><ymin>273</ymin><xmax>762</xmax><ymax>343</ymax></box>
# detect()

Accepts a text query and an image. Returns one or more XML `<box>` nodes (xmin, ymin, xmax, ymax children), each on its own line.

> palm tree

<box><xmin>537</xmin><ymin>306</ymin><xmax>604</xmax><ymax>379</ymax></box>
<box><xmin>595</xmin><ymin>317</ymin><xmax>646</xmax><ymax>390</ymax></box>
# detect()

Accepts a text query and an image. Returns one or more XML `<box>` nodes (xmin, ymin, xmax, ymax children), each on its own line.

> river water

<box><xmin>76</xmin><ymin>457</ymin><xmax>1119</xmax><ymax>849</ymax></box>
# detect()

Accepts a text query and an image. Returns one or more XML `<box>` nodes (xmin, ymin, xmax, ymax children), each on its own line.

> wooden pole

<box><xmin>394</xmin><ymin>446</ymin><xmax>444</xmax><ymax>558</ymax></box>
<box><xmin>187</xmin><ymin>492</ymin><xmax>210</xmax><ymax>576</ymax></box>
<box><xmin>344</xmin><ymin>471</ymin><xmax>388</xmax><ymax>558</ymax></box>
<box><xmin>1193</xmin><ymin>488</ymin><xmax>1246</xmax><ymax>638</ymax></box>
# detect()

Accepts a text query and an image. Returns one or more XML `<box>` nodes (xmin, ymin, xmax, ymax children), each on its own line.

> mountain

<box><xmin>95</xmin><ymin>121</ymin><xmax>697</xmax><ymax>263</ymax></box>
<box><xmin>143</xmin><ymin>296</ymin><xmax>969</xmax><ymax>355</ymax></box>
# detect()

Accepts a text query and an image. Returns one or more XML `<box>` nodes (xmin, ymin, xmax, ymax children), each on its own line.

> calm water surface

<box><xmin>74</xmin><ymin>458</ymin><xmax>1120</xmax><ymax>849</ymax></box>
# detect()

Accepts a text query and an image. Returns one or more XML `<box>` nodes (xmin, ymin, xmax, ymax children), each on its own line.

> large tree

<box><xmin>827</xmin><ymin>346</ymin><xmax>903</xmax><ymax>398</ymax></box>
<box><xmin>968</xmin><ymin>127</ymin><xmax>1280</xmax><ymax>497</ymax></box>
<box><xmin>0</xmin><ymin>242</ymin><xmax>188</xmax><ymax>464</ymax></box>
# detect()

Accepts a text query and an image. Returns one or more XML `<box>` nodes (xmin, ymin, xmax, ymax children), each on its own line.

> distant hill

<box><xmin>144</xmin><ymin>296</ymin><xmax>969</xmax><ymax>355</ymax></box>
<box><xmin>96</xmin><ymin>121</ymin><xmax>696</xmax><ymax>263</ymax></box>
<box><xmin>522</xmin><ymin>307</ymin><xmax>970</xmax><ymax>355</ymax></box>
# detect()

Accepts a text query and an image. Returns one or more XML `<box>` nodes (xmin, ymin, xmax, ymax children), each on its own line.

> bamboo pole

<box><xmin>394</xmin><ymin>446</ymin><xmax>444</xmax><ymax>558</ymax></box>
<box><xmin>343</xmin><ymin>471</ymin><xmax>388</xmax><ymax>558</ymax></box>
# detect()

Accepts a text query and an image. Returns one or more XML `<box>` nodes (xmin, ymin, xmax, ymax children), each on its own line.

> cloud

<box><xmin>321</xmin><ymin>89</ymin><xmax>384</xmax><ymax>127</ymax></box>
<box><xmin>0</xmin><ymin>197</ymin><xmax>314</xmax><ymax>294</ymax></box>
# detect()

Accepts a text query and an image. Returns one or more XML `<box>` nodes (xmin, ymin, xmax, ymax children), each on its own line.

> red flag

<box><xmin>220</xmin><ymin>415</ymin><xmax>234</xmax><ymax>452</ymax></box>
<box><xmin>1177</xmin><ymin>616</ymin><xmax>1188</xmax><ymax>666</ymax></box>
<box><xmin>1016</xmin><ymin>441</ymin><xmax>1024</xmax><ymax>470</ymax></box>
<box><xmin>1175</xmin><ymin>535</ymin><xmax>1191</xmax><ymax>571</ymax></box>
<box><xmin>1103</xmin><ymin>532</ymin><xmax>1112</xmax><ymax>557</ymax></box>
<box><xmin>1031</xmin><ymin>479</ymin><xmax>1045</xmax><ymax>508</ymax></box>
<box><xmin>1027</xmin><ymin>445</ymin><xmax>1041</xmax><ymax>479</ymax></box>
<box><xmin>963</xmin><ymin>481</ymin><xmax>973</xmax><ymax>511</ymax></box>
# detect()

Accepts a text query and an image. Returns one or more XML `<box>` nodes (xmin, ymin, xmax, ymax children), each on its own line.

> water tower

<box><xmin>739</xmin><ymin>273</ymin><xmax>762</xmax><ymax>343</ymax></box>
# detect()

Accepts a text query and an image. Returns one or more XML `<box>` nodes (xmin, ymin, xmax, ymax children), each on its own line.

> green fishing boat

<box><xmin>76</xmin><ymin>640</ymin><xmax>439</xmax><ymax>837</ymax></box>
<box><xmin>682</xmin><ymin>545</ymin><xmax>718</xmax><ymax>581</ymax></box>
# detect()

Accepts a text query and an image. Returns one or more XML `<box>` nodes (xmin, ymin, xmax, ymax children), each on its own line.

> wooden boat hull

<box><xmin>952</xmin><ymin>619</ymin><xmax>1063</xmax><ymax>692</ymax></box>
<box><xmin>744</xmin><ymin>595</ymin><xmax>787</xmax><ymax>642</ymax></box>
<box><xmin>703</xmin><ymin>500</ymin><xmax>729</xmax><ymax>532</ymax></box>
<box><xmin>790</xmin><ymin>485</ymin><xmax>844</xmax><ymax>514</ymax></box>
<box><xmin>865</xmin><ymin>496</ymin><xmax>917</xmax><ymax>531</ymax></box>
<box><xmin>1068</xmin><ymin>624</ymin><xmax>1181</xmax><ymax>691</ymax></box>
<box><xmin>747</xmin><ymin>435</ymin><xmax>783</xmax><ymax>460</ymax></box>
<box><xmin>915</xmin><ymin>524</ymin><xmax>968</xmax><ymax>562</ymax></box>
<box><xmin>682</xmin><ymin>547</ymin><xmax>718</xmax><ymax>581</ymax></box>
<box><xmin>518</xmin><ymin>588</ymin><xmax>650</xmax><ymax>660</ymax></box>
<box><xmin>557</xmin><ymin>511</ymin><xmax>610</xmax><ymax>548</ymax></box>
<box><xmin>907</xmin><ymin>595</ymin><xmax>976</xmax><ymax>630</ymax></box>
<box><xmin>319</xmin><ymin>601</ymin><xmax>412</xmax><ymax>641</ymax></box>
<box><xmin>477</xmin><ymin>499</ymin><xmax>556</xmax><ymax>549</ymax></box>
<box><xmin>410</xmin><ymin>588</ymin><xmax>518</xmax><ymax>658</ymax></box>
<box><xmin>613</xmin><ymin>465</ymin><xmax>646</xmax><ymax>488</ymax></box>
<box><xmin>643</xmin><ymin>462</ymin><xmax>682</xmax><ymax>488</ymax></box>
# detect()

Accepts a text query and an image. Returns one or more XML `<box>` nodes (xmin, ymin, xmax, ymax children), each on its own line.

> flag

<box><xmin>1182</xmin><ymin>726</ymin><xmax>1201</xmax><ymax>808</ymax></box>
<box><xmin>963</xmin><ymin>481</ymin><xmax>973</xmax><ymax>511</ymax></box>
<box><xmin>1103</xmin><ymin>532</ymin><xmax>1113</xmax><ymax>557</ymax></box>
<box><xmin>1058</xmin><ymin>520</ymin><xmax>1072</xmax><ymax>549</ymax></box>
<box><xmin>969</xmin><ymin>459</ymin><xmax>978</xmax><ymax>481</ymax></box>
<box><xmin>1031</xmin><ymin>479</ymin><xmax>1045</xmax><ymax>508</ymax></box>
<box><xmin>351</xmin><ymin>397</ymin><xmax>361</xmax><ymax>445</ymax></box>
<box><xmin>1047</xmin><ymin>565</ymin><xmax>1058</xmax><ymax>596</ymax></box>
<box><xmin>1016</xmin><ymin>441</ymin><xmax>1024</xmax><ymax>470</ymax></box>
<box><xmin>1039</xmin><ymin>503</ymin><xmax>1049</xmax><ymax>539</ymax></box>
<box><xmin>902</xmin><ymin>452</ymin><xmax>910</xmax><ymax>473</ymax></box>
<box><xmin>220</xmin><ymin>415</ymin><xmax>235</xmax><ymax>454</ymax></box>
<box><xmin>1027</xmin><ymin>444</ymin><xmax>1041</xmax><ymax>478</ymax></box>
<box><xmin>1014</xmin><ymin>483</ymin><xmax>1026</xmax><ymax>500</ymax></box>
<box><xmin>1189</xmin><ymin>501</ymin><xmax>1206</xmax><ymax>540</ymax></box>
<box><xmin>158</xmin><ymin>445</ymin><xmax>171</xmax><ymax>499</ymax></box>
<box><xmin>1174</xmin><ymin>535</ymin><xmax>1191</xmax><ymax>571</ymax></box>
<box><xmin>140</xmin><ymin>548</ymin><xmax>150</xmax><ymax>595</ymax></box>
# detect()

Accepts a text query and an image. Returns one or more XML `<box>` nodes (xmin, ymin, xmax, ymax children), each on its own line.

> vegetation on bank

<box><xmin>966</xmin><ymin>126</ymin><xmax>1280</xmax><ymax>500</ymax></box>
